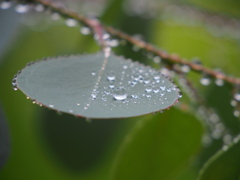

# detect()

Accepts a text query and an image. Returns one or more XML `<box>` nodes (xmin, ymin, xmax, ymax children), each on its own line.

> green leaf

<box><xmin>111</xmin><ymin>108</ymin><xmax>203</xmax><ymax>180</ymax></box>
<box><xmin>0</xmin><ymin>105</ymin><xmax>10</xmax><ymax>169</ymax></box>
<box><xmin>198</xmin><ymin>136</ymin><xmax>240</xmax><ymax>180</ymax></box>
<box><xmin>14</xmin><ymin>52</ymin><xmax>179</xmax><ymax>119</ymax></box>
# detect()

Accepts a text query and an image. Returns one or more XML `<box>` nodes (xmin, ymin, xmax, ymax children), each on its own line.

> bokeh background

<box><xmin>0</xmin><ymin>0</ymin><xmax>240</xmax><ymax>179</ymax></box>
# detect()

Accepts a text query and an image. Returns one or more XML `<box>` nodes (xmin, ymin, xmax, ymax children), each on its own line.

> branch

<box><xmin>33</xmin><ymin>0</ymin><xmax>240</xmax><ymax>85</ymax></box>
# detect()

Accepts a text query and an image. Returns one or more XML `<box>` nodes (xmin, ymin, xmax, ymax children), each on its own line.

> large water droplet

<box><xmin>113</xmin><ymin>87</ymin><xmax>128</xmax><ymax>101</ymax></box>
<box><xmin>107</xmin><ymin>71</ymin><xmax>115</xmax><ymax>81</ymax></box>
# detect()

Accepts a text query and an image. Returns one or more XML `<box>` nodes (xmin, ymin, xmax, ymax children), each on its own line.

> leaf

<box><xmin>0</xmin><ymin>105</ymin><xmax>11</xmax><ymax>169</ymax></box>
<box><xmin>198</xmin><ymin>136</ymin><xmax>240</xmax><ymax>180</ymax></box>
<box><xmin>111</xmin><ymin>108</ymin><xmax>203</xmax><ymax>180</ymax></box>
<box><xmin>14</xmin><ymin>52</ymin><xmax>180</xmax><ymax>118</ymax></box>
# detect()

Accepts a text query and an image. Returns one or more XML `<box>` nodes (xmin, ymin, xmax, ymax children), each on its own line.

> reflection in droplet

<box><xmin>113</xmin><ymin>87</ymin><xmax>127</xmax><ymax>101</ymax></box>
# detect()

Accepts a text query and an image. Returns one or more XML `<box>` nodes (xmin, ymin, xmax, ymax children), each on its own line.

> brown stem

<box><xmin>35</xmin><ymin>0</ymin><xmax>240</xmax><ymax>85</ymax></box>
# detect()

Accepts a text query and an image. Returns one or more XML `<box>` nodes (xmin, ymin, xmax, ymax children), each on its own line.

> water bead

<box><xmin>34</xmin><ymin>4</ymin><xmax>45</xmax><ymax>12</ymax></box>
<box><xmin>200</xmin><ymin>77</ymin><xmax>211</xmax><ymax>86</ymax></box>
<box><xmin>65</xmin><ymin>18</ymin><xmax>78</xmax><ymax>27</ymax></box>
<box><xmin>215</xmin><ymin>78</ymin><xmax>224</xmax><ymax>86</ymax></box>
<box><xmin>153</xmin><ymin>56</ymin><xmax>161</xmax><ymax>64</ymax></box>
<box><xmin>80</xmin><ymin>27</ymin><xmax>91</xmax><ymax>35</ymax></box>
<box><xmin>181</xmin><ymin>65</ymin><xmax>190</xmax><ymax>73</ymax></box>
<box><xmin>51</xmin><ymin>12</ymin><xmax>60</xmax><ymax>20</ymax></box>
<box><xmin>113</xmin><ymin>87</ymin><xmax>128</xmax><ymax>101</ymax></box>
<box><xmin>15</xmin><ymin>4</ymin><xmax>29</xmax><ymax>14</ymax></box>
<box><xmin>0</xmin><ymin>1</ymin><xmax>11</xmax><ymax>9</ymax></box>
<box><xmin>107</xmin><ymin>71</ymin><xmax>115</xmax><ymax>81</ymax></box>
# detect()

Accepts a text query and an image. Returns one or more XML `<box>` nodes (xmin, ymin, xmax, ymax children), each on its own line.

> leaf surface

<box><xmin>15</xmin><ymin>52</ymin><xmax>179</xmax><ymax>118</ymax></box>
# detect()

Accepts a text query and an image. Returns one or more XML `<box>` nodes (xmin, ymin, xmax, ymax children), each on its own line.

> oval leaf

<box><xmin>198</xmin><ymin>136</ymin><xmax>240</xmax><ymax>180</ymax></box>
<box><xmin>14</xmin><ymin>52</ymin><xmax>179</xmax><ymax>118</ymax></box>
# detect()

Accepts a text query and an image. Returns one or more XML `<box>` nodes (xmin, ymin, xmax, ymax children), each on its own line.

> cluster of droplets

<box><xmin>82</xmin><ymin>58</ymin><xmax>180</xmax><ymax>114</ymax></box>
<box><xmin>162</xmin><ymin>4</ymin><xmax>240</xmax><ymax>40</ymax></box>
<box><xmin>12</xmin><ymin>70</ymin><xmax>22</xmax><ymax>91</ymax></box>
<box><xmin>231</xmin><ymin>85</ymin><xmax>240</xmax><ymax>117</ymax></box>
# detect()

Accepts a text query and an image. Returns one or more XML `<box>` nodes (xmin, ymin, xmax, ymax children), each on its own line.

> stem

<box><xmin>35</xmin><ymin>0</ymin><xmax>240</xmax><ymax>85</ymax></box>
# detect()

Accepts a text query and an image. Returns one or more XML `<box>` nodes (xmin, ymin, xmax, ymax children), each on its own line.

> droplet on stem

<box><xmin>65</xmin><ymin>18</ymin><xmax>78</xmax><ymax>27</ymax></box>
<box><xmin>15</xmin><ymin>4</ymin><xmax>29</xmax><ymax>14</ymax></box>
<box><xmin>80</xmin><ymin>27</ymin><xmax>91</xmax><ymax>35</ymax></box>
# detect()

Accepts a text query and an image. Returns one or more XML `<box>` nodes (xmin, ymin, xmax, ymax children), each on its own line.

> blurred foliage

<box><xmin>0</xmin><ymin>0</ymin><xmax>240</xmax><ymax>179</ymax></box>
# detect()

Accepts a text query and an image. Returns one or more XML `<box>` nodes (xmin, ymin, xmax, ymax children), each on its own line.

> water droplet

<box><xmin>104</xmin><ymin>47</ymin><xmax>111</xmax><ymax>58</ymax></box>
<box><xmin>133</xmin><ymin>45</ymin><xmax>140</xmax><ymax>52</ymax></box>
<box><xmin>102</xmin><ymin>33</ymin><xmax>110</xmax><ymax>40</ymax></box>
<box><xmin>160</xmin><ymin>86</ymin><xmax>166</xmax><ymax>91</ymax></box>
<box><xmin>178</xmin><ymin>93</ymin><xmax>183</xmax><ymax>98</ymax></box>
<box><xmin>215</xmin><ymin>78</ymin><xmax>224</xmax><ymax>86</ymax></box>
<box><xmin>15</xmin><ymin>4</ymin><xmax>29</xmax><ymax>13</ymax></box>
<box><xmin>123</xmin><ymin>65</ymin><xmax>128</xmax><ymax>70</ymax></box>
<box><xmin>153</xmin><ymin>56</ymin><xmax>161</xmax><ymax>63</ymax></box>
<box><xmin>222</xmin><ymin>145</ymin><xmax>229</xmax><ymax>151</ymax></box>
<box><xmin>153</xmin><ymin>88</ymin><xmax>159</xmax><ymax>93</ymax></box>
<box><xmin>0</xmin><ymin>1</ymin><xmax>11</xmax><ymax>9</ymax></box>
<box><xmin>223</xmin><ymin>134</ymin><xmax>232</xmax><ymax>145</ymax></box>
<box><xmin>49</xmin><ymin>104</ymin><xmax>54</xmax><ymax>108</ymax></box>
<box><xmin>51</xmin><ymin>12</ymin><xmax>60</xmax><ymax>20</ymax></box>
<box><xmin>91</xmin><ymin>71</ymin><xmax>96</xmax><ymax>76</ymax></box>
<box><xmin>233</xmin><ymin>110</ymin><xmax>240</xmax><ymax>117</ymax></box>
<box><xmin>200</xmin><ymin>77</ymin><xmax>211</xmax><ymax>86</ymax></box>
<box><xmin>234</xmin><ymin>93</ymin><xmax>240</xmax><ymax>101</ymax></box>
<box><xmin>144</xmin><ymin>77</ymin><xmax>150</xmax><ymax>84</ymax></box>
<box><xmin>13</xmin><ymin>87</ymin><xmax>18</xmax><ymax>91</ymax></box>
<box><xmin>34</xmin><ymin>4</ymin><xmax>45</xmax><ymax>12</ymax></box>
<box><xmin>113</xmin><ymin>87</ymin><xmax>128</xmax><ymax>101</ymax></box>
<box><xmin>80</xmin><ymin>27</ymin><xmax>91</xmax><ymax>35</ymax></box>
<box><xmin>65</xmin><ymin>18</ymin><xmax>77</xmax><ymax>27</ymax></box>
<box><xmin>91</xmin><ymin>92</ymin><xmax>97</xmax><ymax>99</ymax></box>
<box><xmin>76</xmin><ymin>103</ymin><xmax>80</xmax><ymax>106</ymax></box>
<box><xmin>230</xmin><ymin>100</ymin><xmax>237</xmax><ymax>107</ymax></box>
<box><xmin>109</xmin><ymin>82</ymin><xmax>115</xmax><ymax>89</ymax></box>
<box><xmin>109</xmin><ymin>39</ymin><xmax>119</xmax><ymax>47</ymax></box>
<box><xmin>69</xmin><ymin>109</ymin><xmax>74</xmax><ymax>113</ymax></box>
<box><xmin>181</xmin><ymin>65</ymin><xmax>190</xmax><ymax>73</ymax></box>
<box><xmin>107</xmin><ymin>71</ymin><xmax>115</xmax><ymax>81</ymax></box>
<box><xmin>145</xmin><ymin>85</ymin><xmax>152</xmax><ymax>93</ymax></box>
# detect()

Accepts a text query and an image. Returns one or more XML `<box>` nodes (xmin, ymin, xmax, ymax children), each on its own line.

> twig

<box><xmin>35</xmin><ymin>0</ymin><xmax>240</xmax><ymax>85</ymax></box>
